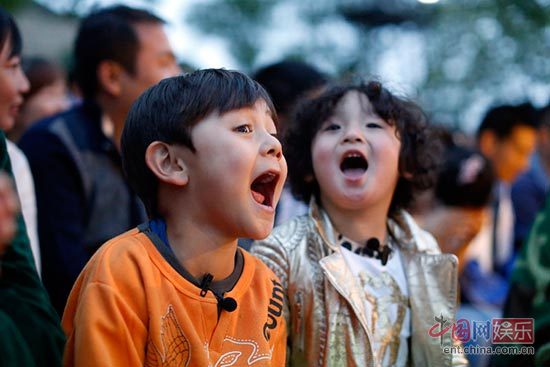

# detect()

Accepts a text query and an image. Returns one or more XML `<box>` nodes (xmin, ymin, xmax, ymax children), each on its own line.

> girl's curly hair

<box><xmin>284</xmin><ymin>81</ymin><xmax>441</xmax><ymax>216</ymax></box>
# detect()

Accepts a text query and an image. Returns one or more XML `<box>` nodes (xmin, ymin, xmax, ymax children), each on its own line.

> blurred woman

<box><xmin>0</xmin><ymin>6</ymin><xmax>64</xmax><ymax>366</ymax></box>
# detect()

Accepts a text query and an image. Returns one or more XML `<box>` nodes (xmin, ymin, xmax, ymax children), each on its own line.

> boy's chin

<box><xmin>243</xmin><ymin>222</ymin><xmax>274</xmax><ymax>241</ymax></box>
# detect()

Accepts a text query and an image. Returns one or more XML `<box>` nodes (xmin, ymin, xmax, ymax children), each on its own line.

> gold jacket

<box><xmin>252</xmin><ymin>201</ymin><xmax>469</xmax><ymax>367</ymax></box>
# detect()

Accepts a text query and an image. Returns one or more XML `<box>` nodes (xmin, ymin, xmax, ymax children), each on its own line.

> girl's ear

<box><xmin>145</xmin><ymin>141</ymin><xmax>189</xmax><ymax>186</ymax></box>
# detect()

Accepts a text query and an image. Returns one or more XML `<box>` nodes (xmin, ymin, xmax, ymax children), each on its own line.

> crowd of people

<box><xmin>0</xmin><ymin>3</ymin><xmax>548</xmax><ymax>367</ymax></box>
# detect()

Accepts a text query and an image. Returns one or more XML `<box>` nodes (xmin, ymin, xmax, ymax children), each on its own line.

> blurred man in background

<box><xmin>511</xmin><ymin>104</ymin><xmax>550</xmax><ymax>250</ymax></box>
<box><xmin>20</xmin><ymin>5</ymin><xmax>181</xmax><ymax>315</ymax></box>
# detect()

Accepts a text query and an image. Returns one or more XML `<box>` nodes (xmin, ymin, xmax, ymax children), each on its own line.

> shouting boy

<box><xmin>62</xmin><ymin>69</ymin><xmax>288</xmax><ymax>366</ymax></box>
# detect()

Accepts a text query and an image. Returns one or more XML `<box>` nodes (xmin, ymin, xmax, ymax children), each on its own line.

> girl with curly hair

<box><xmin>252</xmin><ymin>81</ymin><xmax>468</xmax><ymax>366</ymax></box>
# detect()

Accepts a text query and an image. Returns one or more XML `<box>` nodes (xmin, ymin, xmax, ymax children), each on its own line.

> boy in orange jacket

<box><xmin>62</xmin><ymin>69</ymin><xmax>288</xmax><ymax>367</ymax></box>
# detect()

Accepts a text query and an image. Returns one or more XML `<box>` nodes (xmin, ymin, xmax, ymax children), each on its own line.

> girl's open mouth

<box><xmin>340</xmin><ymin>151</ymin><xmax>368</xmax><ymax>178</ymax></box>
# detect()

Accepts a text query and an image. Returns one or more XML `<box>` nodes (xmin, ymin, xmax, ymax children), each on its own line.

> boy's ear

<box><xmin>145</xmin><ymin>141</ymin><xmax>189</xmax><ymax>186</ymax></box>
<box><xmin>478</xmin><ymin>130</ymin><xmax>497</xmax><ymax>158</ymax></box>
<box><xmin>97</xmin><ymin>60</ymin><xmax>123</xmax><ymax>97</ymax></box>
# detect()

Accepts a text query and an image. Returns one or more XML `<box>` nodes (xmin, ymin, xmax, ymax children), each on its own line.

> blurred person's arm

<box><xmin>0</xmin><ymin>171</ymin><xmax>38</xmax><ymax>366</ymax></box>
<box><xmin>0</xmin><ymin>132</ymin><xmax>65</xmax><ymax>367</ymax></box>
<box><xmin>0</xmin><ymin>172</ymin><xmax>17</xmax><ymax>256</ymax></box>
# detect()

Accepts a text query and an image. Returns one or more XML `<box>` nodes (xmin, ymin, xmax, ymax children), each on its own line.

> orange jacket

<box><xmin>62</xmin><ymin>228</ymin><xmax>286</xmax><ymax>366</ymax></box>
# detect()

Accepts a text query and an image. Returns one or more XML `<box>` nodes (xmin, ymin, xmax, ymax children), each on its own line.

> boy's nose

<box><xmin>261</xmin><ymin>134</ymin><xmax>283</xmax><ymax>160</ymax></box>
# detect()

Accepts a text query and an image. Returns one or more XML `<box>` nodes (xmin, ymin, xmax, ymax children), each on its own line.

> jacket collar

<box><xmin>308</xmin><ymin>197</ymin><xmax>437</xmax><ymax>254</ymax></box>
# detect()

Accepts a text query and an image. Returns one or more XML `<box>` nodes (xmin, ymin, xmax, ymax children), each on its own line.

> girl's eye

<box><xmin>324</xmin><ymin>123</ymin><xmax>340</xmax><ymax>131</ymax></box>
<box><xmin>235</xmin><ymin>125</ymin><xmax>253</xmax><ymax>133</ymax></box>
<box><xmin>367</xmin><ymin>122</ymin><xmax>382</xmax><ymax>129</ymax></box>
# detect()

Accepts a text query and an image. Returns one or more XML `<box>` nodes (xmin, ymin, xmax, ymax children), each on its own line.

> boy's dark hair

<box><xmin>285</xmin><ymin>81</ymin><xmax>439</xmax><ymax>215</ymax></box>
<box><xmin>476</xmin><ymin>103</ymin><xmax>538</xmax><ymax>140</ymax></box>
<box><xmin>253</xmin><ymin>60</ymin><xmax>327</xmax><ymax>118</ymax></box>
<box><xmin>435</xmin><ymin>146</ymin><xmax>495</xmax><ymax>208</ymax></box>
<box><xmin>0</xmin><ymin>6</ymin><xmax>23</xmax><ymax>59</ymax></box>
<box><xmin>74</xmin><ymin>5</ymin><xmax>164</xmax><ymax>100</ymax></box>
<box><xmin>122</xmin><ymin>69</ymin><xmax>277</xmax><ymax>218</ymax></box>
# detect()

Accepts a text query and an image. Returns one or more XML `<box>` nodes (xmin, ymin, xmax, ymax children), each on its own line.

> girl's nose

<box><xmin>342</xmin><ymin>126</ymin><xmax>365</xmax><ymax>144</ymax></box>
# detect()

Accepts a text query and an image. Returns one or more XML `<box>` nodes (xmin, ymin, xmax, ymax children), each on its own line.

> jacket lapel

<box><xmin>319</xmin><ymin>252</ymin><xmax>373</xmax><ymax>337</ymax></box>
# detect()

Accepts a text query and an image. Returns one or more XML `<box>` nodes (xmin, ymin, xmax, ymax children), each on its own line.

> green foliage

<box><xmin>0</xmin><ymin>0</ymin><xmax>32</xmax><ymax>12</ymax></box>
<box><xmin>419</xmin><ymin>0</ymin><xmax>550</xmax><ymax>125</ymax></box>
<box><xmin>187</xmin><ymin>0</ymin><xmax>277</xmax><ymax>66</ymax></box>
<box><xmin>188</xmin><ymin>0</ymin><xmax>550</xmax><ymax>127</ymax></box>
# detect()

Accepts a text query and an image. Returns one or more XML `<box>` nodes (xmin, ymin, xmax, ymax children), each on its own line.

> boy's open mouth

<box><xmin>251</xmin><ymin>171</ymin><xmax>279</xmax><ymax>207</ymax></box>
<box><xmin>340</xmin><ymin>151</ymin><xmax>368</xmax><ymax>177</ymax></box>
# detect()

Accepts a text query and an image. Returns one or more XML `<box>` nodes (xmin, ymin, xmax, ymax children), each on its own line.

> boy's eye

<box><xmin>234</xmin><ymin>125</ymin><xmax>253</xmax><ymax>133</ymax></box>
<box><xmin>367</xmin><ymin>122</ymin><xmax>382</xmax><ymax>129</ymax></box>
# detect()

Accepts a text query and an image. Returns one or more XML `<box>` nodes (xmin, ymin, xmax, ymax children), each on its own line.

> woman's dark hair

<box><xmin>22</xmin><ymin>57</ymin><xmax>65</xmax><ymax>99</ymax></box>
<box><xmin>122</xmin><ymin>68</ymin><xmax>276</xmax><ymax>218</ymax></box>
<box><xmin>0</xmin><ymin>6</ymin><xmax>23</xmax><ymax>59</ymax></box>
<box><xmin>435</xmin><ymin>146</ymin><xmax>495</xmax><ymax>208</ymax></box>
<box><xmin>285</xmin><ymin>81</ymin><xmax>440</xmax><ymax>216</ymax></box>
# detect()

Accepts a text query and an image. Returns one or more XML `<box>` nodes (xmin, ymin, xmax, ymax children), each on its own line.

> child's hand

<box><xmin>0</xmin><ymin>172</ymin><xmax>19</xmax><ymax>255</ymax></box>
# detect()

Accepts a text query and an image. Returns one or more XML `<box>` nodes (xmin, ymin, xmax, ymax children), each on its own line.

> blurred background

<box><xmin>2</xmin><ymin>0</ymin><xmax>549</xmax><ymax>131</ymax></box>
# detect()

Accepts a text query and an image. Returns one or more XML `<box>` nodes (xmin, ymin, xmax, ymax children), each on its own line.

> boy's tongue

<box><xmin>252</xmin><ymin>190</ymin><xmax>266</xmax><ymax>204</ymax></box>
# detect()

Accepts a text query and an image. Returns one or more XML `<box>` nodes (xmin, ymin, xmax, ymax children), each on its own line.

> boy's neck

<box><xmin>164</xmin><ymin>215</ymin><xmax>238</xmax><ymax>281</ymax></box>
<box><xmin>321</xmin><ymin>198</ymin><xmax>390</xmax><ymax>245</ymax></box>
